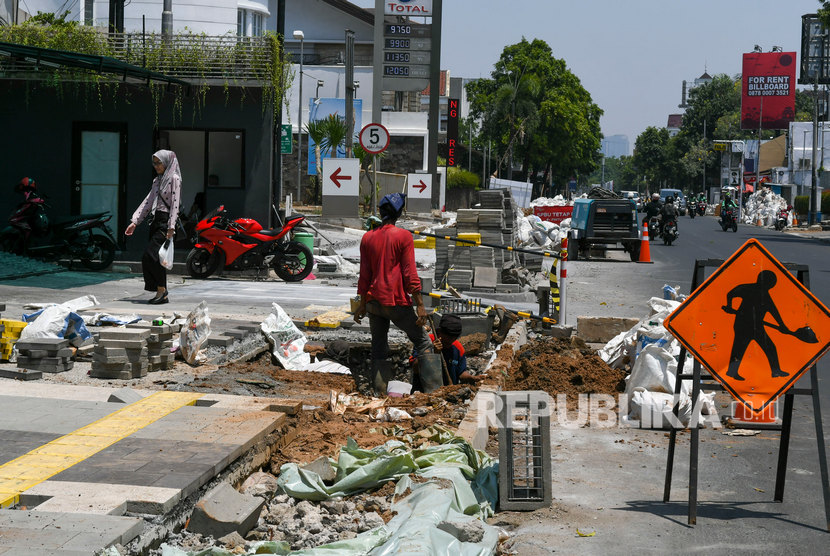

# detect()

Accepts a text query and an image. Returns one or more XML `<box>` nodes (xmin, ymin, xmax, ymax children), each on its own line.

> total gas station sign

<box><xmin>384</xmin><ymin>0</ymin><xmax>432</xmax><ymax>15</ymax></box>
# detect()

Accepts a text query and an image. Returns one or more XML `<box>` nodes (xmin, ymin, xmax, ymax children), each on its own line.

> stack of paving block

<box><xmin>0</xmin><ymin>317</ymin><xmax>27</xmax><ymax>361</ymax></box>
<box><xmin>90</xmin><ymin>327</ymin><xmax>150</xmax><ymax>379</ymax></box>
<box><xmin>432</xmin><ymin>227</ymin><xmax>455</xmax><ymax>286</ymax></box>
<box><xmin>15</xmin><ymin>338</ymin><xmax>74</xmax><ymax>373</ymax></box>
<box><xmin>128</xmin><ymin>322</ymin><xmax>177</xmax><ymax>371</ymax></box>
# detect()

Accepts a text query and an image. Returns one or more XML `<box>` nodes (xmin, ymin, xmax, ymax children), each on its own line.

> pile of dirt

<box><xmin>503</xmin><ymin>336</ymin><xmax>626</xmax><ymax>406</ymax></box>
<box><xmin>269</xmin><ymin>383</ymin><xmax>477</xmax><ymax>471</ymax></box>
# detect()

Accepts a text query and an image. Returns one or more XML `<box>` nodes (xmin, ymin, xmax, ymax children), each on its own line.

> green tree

<box><xmin>633</xmin><ymin>127</ymin><xmax>672</xmax><ymax>188</ymax></box>
<box><xmin>466</xmin><ymin>38</ymin><xmax>602</xmax><ymax>194</ymax></box>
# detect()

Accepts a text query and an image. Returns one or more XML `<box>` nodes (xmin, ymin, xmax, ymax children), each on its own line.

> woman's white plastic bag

<box><xmin>158</xmin><ymin>239</ymin><xmax>174</xmax><ymax>270</ymax></box>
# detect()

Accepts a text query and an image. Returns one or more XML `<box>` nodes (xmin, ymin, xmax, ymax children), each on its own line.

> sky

<box><xmin>352</xmin><ymin>0</ymin><xmax>822</xmax><ymax>155</ymax></box>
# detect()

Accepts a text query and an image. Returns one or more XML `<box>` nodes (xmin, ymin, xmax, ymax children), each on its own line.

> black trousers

<box><xmin>142</xmin><ymin>211</ymin><xmax>169</xmax><ymax>292</ymax></box>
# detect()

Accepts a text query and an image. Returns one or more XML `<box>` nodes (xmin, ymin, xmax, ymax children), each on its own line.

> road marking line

<box><xmin>0</xmin><ymin>391</ymin><xmax>202</xmax><ymax>509</ymax></box>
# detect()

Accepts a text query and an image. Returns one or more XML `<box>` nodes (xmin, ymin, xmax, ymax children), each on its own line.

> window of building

<box><xmin>237</xmin><ymin>9</ymin><xmax>247</xmax><ymax>36</ymax></box>
<box><xmin>251</xmin><ymin>12</ymin><xmax>263</xmax><ymax>36</ymax></box>
<box><xmin>157</xmin><ymin>129</ymin><xmax>245</xmax><ymax>196</ymax></box>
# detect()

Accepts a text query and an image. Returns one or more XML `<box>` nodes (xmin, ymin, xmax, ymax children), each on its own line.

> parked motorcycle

<box><xmin>720</xmin><ymin>208</ymin><xmax>738</xmax><ymax>232</ymax></box>
<box><xmin>0</xmin><ymin>178</ymin><xmax>117</xmax><ymax>270</ymax></box>
<box><xmin>185</xmin><ymin>206</ymin><xmax>313</xmax><ymax>281</ymax></box>
<box><xmin>696</xmin><ymin>201</ymin><xmax>706</xmax><ymax>217</ymax></box>
<box><xmin>661</xmin><ymin>218</ymin><xmax>678</xmax><ymax>245</ymax></box>
<box><xmin>774</xmin><ymin>208</ymin><xmax>789</xmax><ymax>231</ymax></box>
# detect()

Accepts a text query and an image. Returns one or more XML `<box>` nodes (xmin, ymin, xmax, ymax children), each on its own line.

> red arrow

<box><xmin>329</xmin><ymin>167</ymin><xmax>352</xmax><ymax>188</ymax></box>
<box><xmin>413</xmin><ymin>180</ymin><xmax>427</xmax><ymax>193</ymax></box>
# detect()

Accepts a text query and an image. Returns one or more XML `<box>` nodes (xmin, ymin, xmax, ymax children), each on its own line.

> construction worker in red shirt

<box><xmin>354</xmin><ymin>193</ymin><xmax>438</xmax><ymax>395</ymax></box>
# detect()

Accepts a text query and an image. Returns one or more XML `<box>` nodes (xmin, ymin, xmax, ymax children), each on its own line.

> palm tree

<box><xmin>304</xmin><ymin>118</ymin><xmax>327</xmax><ymax>204</ymax></box>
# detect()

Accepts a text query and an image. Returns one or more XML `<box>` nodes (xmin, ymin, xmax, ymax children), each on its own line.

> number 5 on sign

<box><xmin>359</xmin><ymin>123</ymin><xmax>391</xmax><ymax>155</ymax></box>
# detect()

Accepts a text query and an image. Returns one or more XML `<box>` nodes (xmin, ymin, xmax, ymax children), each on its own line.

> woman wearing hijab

<box><xmin>124</xmin><ymin>150</ymin><xmax>182</xmax><ymax>304</ymax></box>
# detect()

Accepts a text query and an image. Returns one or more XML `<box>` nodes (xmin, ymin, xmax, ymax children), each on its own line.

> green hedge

<box><xmin>447</xmin><ymin>166</ymin><xmax>480</xmax><ymax>189</ymax></box>
<box><xmin>823</xmin><ymin>191</ymin><xmax>830</xmax><ymax>215</ymax></box>
<box><xmin>794</xmin><ymin>195</ymin><xmax>809</xmax><ymax>216</ymax></box>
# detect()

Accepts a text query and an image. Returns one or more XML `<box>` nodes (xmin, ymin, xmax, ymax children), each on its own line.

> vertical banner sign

<box><xmin>447</xmin><ymin>98</ymin><xmax>459</xmax><ymax>167</ymax></box>
<box><xmin>741</xmin><ymin>51</ymin><xmax>797</xmax><ymax>130</ymax></box>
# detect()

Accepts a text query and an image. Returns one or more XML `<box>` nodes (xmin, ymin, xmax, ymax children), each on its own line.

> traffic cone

<box><xmin>637</xmin><ymin>223</ymin><xmax>653</xmax><ymax>264</ymax></box>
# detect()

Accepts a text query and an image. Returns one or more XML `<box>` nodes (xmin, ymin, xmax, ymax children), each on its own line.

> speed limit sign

<box><xmin>359</xmin><ymin>123</ymin><xmax>391</xmax><ymax>154</ymax></box>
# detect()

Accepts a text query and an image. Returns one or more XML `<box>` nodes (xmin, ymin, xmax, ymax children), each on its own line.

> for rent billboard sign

<box><xmin>741</xmin><ymin>51</ymin><xmax>797</xmax><ymax>130</ymax></box>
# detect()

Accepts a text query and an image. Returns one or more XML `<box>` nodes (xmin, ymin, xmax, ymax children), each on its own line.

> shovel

<box><xmin>428</xmin><ymin>317</ymin><xmax>454</xmax><ymax>386</ymax></box>
<box><xmin>722</xmin><ymin>305</ymin><xmax>818</xmax><ymax>343</ymax></box>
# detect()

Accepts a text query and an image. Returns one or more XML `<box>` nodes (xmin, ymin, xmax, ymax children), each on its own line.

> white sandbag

<box><xmin>599</xmin><ymin>329</ymin><xmax>636</xmax><ymax>369</ymax></box>
<box><xmin>627</xmin><ymin>388</ymin><xmax>692</xmax><ymax>429</ymax></box>
<box><xmin>625</xmin><ymin>343</ymin><xmax>689</xmax><ymax>397</ymax></box>
<box><xmin>261</xmin><ymin>302</ymin><xmax>310</xmax><ymax>371</ymax></box>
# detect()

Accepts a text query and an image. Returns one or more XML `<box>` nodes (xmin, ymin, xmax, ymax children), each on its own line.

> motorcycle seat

<box><xmin>53</xmin><ymin>212</ymin><xmax>110</xmax><ymax>226</ymax></box>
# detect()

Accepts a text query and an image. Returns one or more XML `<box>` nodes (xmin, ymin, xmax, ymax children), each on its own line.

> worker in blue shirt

<box><xmin>428</xmin><ymin>314</ymin><xmax>484</xmax><ymax>385</ymax></box>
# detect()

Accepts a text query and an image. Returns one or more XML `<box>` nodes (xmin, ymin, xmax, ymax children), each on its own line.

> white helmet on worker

<box><xmin>652</xmin><ymin>193</ymin><xmax>660</xmax><ymax>201</ymax></box>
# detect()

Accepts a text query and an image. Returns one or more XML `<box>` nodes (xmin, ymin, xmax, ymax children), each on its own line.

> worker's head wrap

<box><xmin>379</xmin><ymin>193</ymin><xmax>406</xmax><ymax>221</ymax></box>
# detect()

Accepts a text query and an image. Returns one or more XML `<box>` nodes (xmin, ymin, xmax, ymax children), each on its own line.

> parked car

<box><xmin>620</xmin><ymin>190</ymin><xmax>642</xmax><ymax>211</ymax></box>
<box><xmin>659</xmin><ymin>188</ymin><xmax>687</xmax><ymax>216</ymax></box>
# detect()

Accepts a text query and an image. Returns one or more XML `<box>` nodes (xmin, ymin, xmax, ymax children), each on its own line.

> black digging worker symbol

<box><xmin>721</xmin><ymin>270</ymin><xmax>818</xmax><ymax>381</ymax></box>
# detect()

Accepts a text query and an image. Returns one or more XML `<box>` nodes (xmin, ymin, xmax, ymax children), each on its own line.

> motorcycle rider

<box><xmin>643</xmin><ymin>192</ymin><xmax>663</xmax><ymax>235</ymax></box>
<box><xmin>660</xmin><ymin>196</ymin><xmax>679</xmax><ymax>236</ymax></box>
<box><xmin>721</xmin><ymin>193</ymin><xmax>738</xmax><ymax>227</ymax></box>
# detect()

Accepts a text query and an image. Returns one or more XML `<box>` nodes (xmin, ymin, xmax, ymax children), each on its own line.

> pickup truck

<box><xmin>568</xmin><ymin>198</ymin><xmax>640</xmax><ymax>261</ymax></box>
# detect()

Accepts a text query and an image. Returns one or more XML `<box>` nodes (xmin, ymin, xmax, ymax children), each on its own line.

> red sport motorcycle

<box><xmin>185</xmin><ymin>206</ymin><xmax>313</xmax><ymax>281</ymax></box>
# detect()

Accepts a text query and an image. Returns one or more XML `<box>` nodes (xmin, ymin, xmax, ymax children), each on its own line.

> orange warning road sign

<box><xmin>664</xmin><ymin>239</ymin><xmax>830</xmax><ymax>413</ymax></box>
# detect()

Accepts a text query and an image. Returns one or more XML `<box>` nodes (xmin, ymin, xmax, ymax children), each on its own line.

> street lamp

<box><xmin>293</xmin><ymin>29</ymin><xmax>304</xmax><ymax>201</ymax></box>
<box><xmin>315</xmin><ymin>79</ymin><xmax>324</xmax><ymax>99</ymax></box>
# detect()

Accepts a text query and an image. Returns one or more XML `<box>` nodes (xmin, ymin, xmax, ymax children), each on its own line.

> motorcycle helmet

<box><xmin>16</xmin><ymin>177</ymin><xmax>36</xmax><ymax>194</ymax></box>
<box><xmin>666</xmin><ymin>196</ymin><xmax>674</xmax><ymax>204</ymax></box>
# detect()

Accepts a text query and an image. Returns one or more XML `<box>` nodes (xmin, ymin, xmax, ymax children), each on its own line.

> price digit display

<box><xmin>385</xmin><ymin>24</ymin><xmax>412</xmax><ymax>35</ymax></box>
<box><xmin>384</xmin><ymin>38</ymin><xmax>411</xmax><ymax>49</ymax></box>
<box><xmin>384</xmin><ymin>52</ymin><xmax>411</xmax><ymax>63</ymax></box>
<box><xmin>384</xmin><ymin>66</ymin><xmax>411</xmax><ymax>76</ymax></box>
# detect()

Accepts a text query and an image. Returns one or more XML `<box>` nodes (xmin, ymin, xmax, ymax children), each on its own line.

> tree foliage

<box><xmin>465</xmin><ymin>38</ymin><xmax>603</xmax><ymax>193</ymax></box>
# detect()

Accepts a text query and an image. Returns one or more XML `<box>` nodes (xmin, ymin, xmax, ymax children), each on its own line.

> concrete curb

<box><xmin>456</xmin><ymin>321</ymin><xmax>528</xmax><ymax>451</ymax></box>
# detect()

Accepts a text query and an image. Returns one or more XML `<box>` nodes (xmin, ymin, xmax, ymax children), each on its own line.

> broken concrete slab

<box><xmin>301</xmin><ymin>456</ymin><xmax>336</xmax><ymax>483</ymax></box>
<box><xmin>437</xmin><ymin>519</ymin><xmax>485</xmax><ymax>543</ymax></box>
<box><xmin>207</xmin><ymin>335</ymin><xmax>234</xmax><ymax>347</ymax></box>
<box><xmin>576</xmin><ymin>316</ymin><xmax>639</xmax><ymax>343</ymax></box>
<box><xmin>107</xmin><ymin>387</ymin><xmax>144</xmax><ymax>404</ymax></box>
<box><xmin>473</xmin><ymin>266</ymin><xmax>498</xmax><ymax>289</ymax></box>
<box><xmin>188</xmin><ymin>482</ymin><xmax>265</xmax><ymax>539</ymax></box>
<box><xmin>0</xmin><ymin>368</ymin><xmax>42</xmax><ymax>380</ymax></box>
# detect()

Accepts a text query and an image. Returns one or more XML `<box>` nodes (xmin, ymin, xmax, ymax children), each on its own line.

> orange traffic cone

<box><xmin>638</xmin><ymin>222</ymin><xmax>653</xmax><ymax>264</ymax></box>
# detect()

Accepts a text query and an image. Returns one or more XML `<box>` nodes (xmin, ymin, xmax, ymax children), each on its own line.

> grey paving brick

<box><xmin>98</xmin><ymin>328</ymin><xmax>150</xmax><ymax>341</ymax></box>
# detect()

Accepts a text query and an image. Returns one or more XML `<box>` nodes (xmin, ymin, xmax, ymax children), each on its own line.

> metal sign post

<box><xmin>663</xmin><ymin>241</ymin><xmax>830</xmax><ymax>529</ymax></box>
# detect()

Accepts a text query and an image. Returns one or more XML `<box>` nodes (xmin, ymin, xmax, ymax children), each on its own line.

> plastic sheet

<box><xmin>179</xmin><ymin>301</ymin><xmax>211</xmax><ymax>365</ymax></box>
<box><xmin>20</xmin><ymin>297</ymin><xmax>93</xmax><ymax>347</ymax></box>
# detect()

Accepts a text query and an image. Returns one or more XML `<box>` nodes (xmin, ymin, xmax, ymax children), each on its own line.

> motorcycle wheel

<box><xmin>186</xmin><ymin>247</ymin><xmax>223</xmax><ymax>278</ymax></box>
<box><xmin>0</xmin><ymin>233</ymin><xmax>23</xmax><ymax>255</ymax></box>
<box><xmin>273</xmin><ymin>241</ymin><xmax>313</xmax><ymax>282</ymax></box>
<box><xmin>731</xmin><ymin>222</ymin><xmax>738</xmax><ymax>233</ymax></box>
<box><xmin>689</xmin><ymin>211</ymin><xmax>695</xmax><ymax>219</ymax></box>
<box><xmin>80</xmin><ymin>235</ymin><xmax>116</xmax><ymax>271</ymax></box>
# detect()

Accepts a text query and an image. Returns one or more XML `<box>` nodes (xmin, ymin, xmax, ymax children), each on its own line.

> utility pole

<box><xmin>344</xmin><ymin>29</ymin><xmax>355</xmax><ymax>158</ymax></box>
<box><xmin>270</xmin><ymin>0</ymin><xmax>285</xmax><ymax>228</ymax></box>
<box><xmin>161</xmin><ymin>0</ymin><xmax>172</xmax><ymax>38</ymax></box>
<box><xmin>426</xmin><ymin>0</ymin><xmax>443</xmax><ymax>209</ymax></box>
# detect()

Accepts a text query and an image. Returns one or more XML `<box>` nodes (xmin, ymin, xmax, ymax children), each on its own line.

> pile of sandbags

<box><xmin>742</xmin><ymin>187</ymin><xmax>789</xmax><ymax>227</ymax></box>
<box><xmin>599</xmin><ymin>295</ymin><xmax>717</xmax><ymax>428</ymax></box>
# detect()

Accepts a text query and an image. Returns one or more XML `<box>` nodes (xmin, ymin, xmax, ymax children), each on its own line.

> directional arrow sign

<box><xmin>322</xmin><ymin>158</ymin><xmax>360</xmax><ymax>197</ymax></box>
<box><xmin>407</xmin><ymin>173</ymin><xmax>432</xmax><ymax>199</ymax></box>
<box><xmin>329</xmin><ymin>167</ymin><xmax>352</xmax><ymax>188</ymax></box>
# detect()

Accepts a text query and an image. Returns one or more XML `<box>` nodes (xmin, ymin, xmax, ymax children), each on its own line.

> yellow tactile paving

<box><xmin>0</xmin><ymin>391</ymin><xmax>202</xmax><ymax>508</ymax></box>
